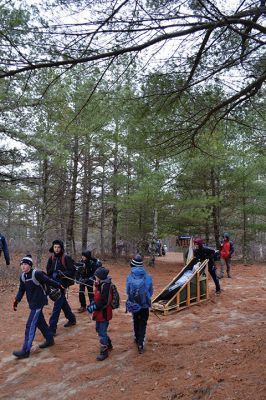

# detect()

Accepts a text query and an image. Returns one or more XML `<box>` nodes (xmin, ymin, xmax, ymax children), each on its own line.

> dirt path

<box><xmin>0</xmin><ymin>253</ymin><xmax>265</xmax><ymax>400</ymax></box>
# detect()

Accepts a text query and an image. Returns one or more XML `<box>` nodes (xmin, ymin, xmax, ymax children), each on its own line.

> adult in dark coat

<box><xmin>193</xmin><ymin>239</ymin><xmax>221</xmax><ymax>294</ymax></box>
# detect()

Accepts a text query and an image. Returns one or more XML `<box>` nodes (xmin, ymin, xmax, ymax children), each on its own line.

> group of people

<box><xmin>12</xmin><ymin>239</ymin><xmax>154</xmax><ymax>361</ymax></box>
<box><xmin>193</xmin><ymin>233</ymin><xmax>235</xmax><ymax>295</ymax></box>
<box><xmin>4</xmin><ymin>232</ymin><xmax>234</xmax><ymax>361</ymax></box>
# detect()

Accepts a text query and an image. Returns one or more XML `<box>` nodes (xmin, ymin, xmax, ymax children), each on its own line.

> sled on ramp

<box><xmin>151</xmin><ymin>258</ymin><xmax>209</xmax><ymax>315</ymax></box>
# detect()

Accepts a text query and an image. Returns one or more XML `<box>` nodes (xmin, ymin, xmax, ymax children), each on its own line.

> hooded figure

<box><xmin>126</xmin><ymin>255</ymin><xmax>153</xmax><ymax>354</ymax></box>
<box><xmin>46</xmin><ymin>240</ymin><xmax>76</xmax><ymax>336</ymax></box>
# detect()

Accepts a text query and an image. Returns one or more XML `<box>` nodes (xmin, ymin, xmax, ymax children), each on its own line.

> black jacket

<box><xmin>193</xmin><ymin>245</ymin><xmax>216</xmax><ymax>267</ymax></box>
<box><xmin>46</xmin><ymin>254</ymin><xmax>76</xmax><ymax>288</ymax></box>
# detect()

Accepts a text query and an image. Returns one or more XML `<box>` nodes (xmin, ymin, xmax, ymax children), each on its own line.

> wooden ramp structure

<box><xmin>152</xmin><ymin>258</ymin><xmax>209</xmax><ymax>315</ymax></box>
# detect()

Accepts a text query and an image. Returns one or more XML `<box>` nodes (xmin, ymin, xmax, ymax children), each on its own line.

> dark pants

<box><xmin>22</xmin><ymin>308</ymin><xmax>53</xmax><ymax>352</ymax></box>
<box><xmin>79</xmin><ymin>281</ymin><xmax>94</xmax><ymax>307</ymax></box>
<box><xmin>95</xmin><ymin>321</ymin><xmax>110</xmax><ymax>346</ymax></box>
<box><xmin>208</xmin><ymin>265</ymin><xmax>220</xmax><ymax>292</ymax></box>
<box><xmin>49</xmin><ymin>291</ymin><xmax>76</xmax><ymax>333</ymax></box>
<box><xmin>133</xmin><ymin>308</ymin><xmax>149</xmax><ymax>346</ymax></box>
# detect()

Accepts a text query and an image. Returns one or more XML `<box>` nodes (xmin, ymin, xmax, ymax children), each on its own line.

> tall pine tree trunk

<box><xmin>66</xmin><ymin>136</ymin><xmax>79</xmax><ymax>256</ymax></box>
<box><xmin>111</xmin><ymin>123</ymin><xmax>119</xmax><ymax>258</ymax></box>
<box><xmin>210</xmin><ymin>167</ymin><xmax>221</xmax><ymax>248</ymax></box>
<box><xmin>36</xmin><ymin>158</ymin><xmax>49</xmax><ymax>267</ymax></box>
<box><xmin>81</xmin><ymin>145</ymin><xmax>92</xmax><ymax>251</ymax></box>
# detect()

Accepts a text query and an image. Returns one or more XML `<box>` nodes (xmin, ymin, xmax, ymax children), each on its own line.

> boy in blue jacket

<box><xmin>126</xmin><ymin>255</ymin><xmax>153</xmax><ymax>354</ymax></box>
<box><xmin>13</xmin><ymin>255</ymin><xmax>61</xmax><ymax>359</ymax></box>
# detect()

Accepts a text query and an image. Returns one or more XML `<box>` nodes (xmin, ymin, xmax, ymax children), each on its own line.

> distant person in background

<box><xmin>219</xmin><ymin>233</ymin><xmax>234</xmax><ymax>278</ymax></box>
<box><xmin>0</xmin><ymin>232</ymin><xmax>10</xmax><ymax>266</ymax></box>
<box><xmin>193</xmin><ymin>239</ymin><xmax>221</xmax><ymax>295</ymax></box>
<box><xmin>156</xmin><ymin>239</ymin><xmax>162</xmax><ymax>256</ymax></box>
<box><xmin>162</xmin><ymin>244</ymin><xmax>167</xmax><ymax>256</ymax></box>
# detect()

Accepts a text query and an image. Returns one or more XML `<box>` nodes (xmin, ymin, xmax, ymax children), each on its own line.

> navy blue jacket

<box><xmin>16</xmin><ymin>269</ymin><xmax>60</xmax><ymax>310</ymax></box>
<box><xmin>0</xmin><ymin>233</ymin><xmax>10</xmax><ymax>265</ymax></box>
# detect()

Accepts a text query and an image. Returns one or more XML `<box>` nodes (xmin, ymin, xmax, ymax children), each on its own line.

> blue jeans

<box><xmin>208</xmin><ymin>265</ymin><xmax>220</xmax><ymax>292</ymax></box>
<box><xmin>22</xmin><ymin>308</ymin><xmax>53</xmax><ymax>352</ymax></box>
<box><xmin>95</xmin><ymin>321</ymin><xmax>109</xmax><ymax>346</ymax></box>
<box><xmin>49</xmin><ymin>291</ymin><xmax>76</xmax><ymax>333</ymax></box>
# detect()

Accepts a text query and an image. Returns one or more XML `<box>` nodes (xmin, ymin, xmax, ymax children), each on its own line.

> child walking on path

<box><xmin>87</xmin><ymin>266</ymin><xmax>113</xmax><ymax>361</ymax></box>
<box><xmin>13</xmin><ymin>255</ymin><xmax>61</xmax><ymax>359</ymax></box>
<box><xmin>126</xmin><ymin>254</ymin><xmax>153</xmax><ymax>354</ymax></box>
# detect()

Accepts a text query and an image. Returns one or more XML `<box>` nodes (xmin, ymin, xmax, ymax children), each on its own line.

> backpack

<box><xmin>126</xmin><ymin>274</ymin><xmax>148</xmax><ymax>313</ymax></box>
<box><xmin>109</xmin><ymin>283</ymin><xmax>120</xmax><ymax>309</ymax></box>
<box><xmin>21</xmin><ymin>269</ymin><xmax>61</xmax><ymax>302</ymax></box>
<box><xmin>229</xmin><ymin>241</ymin><xmax>234</xmax><ymax>256</ymax></box>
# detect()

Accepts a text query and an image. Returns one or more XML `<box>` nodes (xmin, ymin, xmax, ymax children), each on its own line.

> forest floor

<box><xmin>0</xmin><ymin>252</ymin><xmax>265</xmax><ymax>400</ymax></box>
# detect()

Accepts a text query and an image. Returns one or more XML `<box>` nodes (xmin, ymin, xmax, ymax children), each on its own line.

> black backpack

<box><xmin>109</xmin><ymin>283</ymin><xmax>120</xmax><ymax>309</ymax></box>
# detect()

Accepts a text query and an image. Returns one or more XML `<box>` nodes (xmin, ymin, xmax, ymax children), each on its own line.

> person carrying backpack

<box><xmin>12</xmin><ymin>255</ymin><xmax>62</xmax><ymax>359</ymax></box>
<box><xmin>46</xmin><ymin>239</ymin><xmax>76</xmax><ymax>336</ymax></box>
<box><xmin>126</xmin><ymin>254</ymin><xmax>153</xmax><ymax>354</ymax></box>
<box><xmin>87</xmin><ymin>266</ymin><xmax>114</xmax><ymax>361</ymax></box>
<box><xmin>219</xmin><ymin>233</ymin><xmax>234</xmax><ymax>278</ymax></box>
<box><xmin>77</xmin><ymin>250</ymin><xmax>101</xmax><ymax>313</ymax></box>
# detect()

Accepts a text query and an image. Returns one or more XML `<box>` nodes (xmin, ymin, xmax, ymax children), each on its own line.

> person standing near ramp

<box><xmin>126</xmin><ymin>255</ymin><xmax>153</xmax><ymax>354</ymax></box>
<box><xmin>46</xmin><ymin>239</ymin><xmax>76</xmax><ymax>335</ymax></box>
<box><xmin>193</xmin><ymin>239</ymin><xmax>221</xmax><ymax>295</ymax></box>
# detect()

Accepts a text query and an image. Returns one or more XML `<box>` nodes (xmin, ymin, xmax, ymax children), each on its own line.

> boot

<box><xmin>96</xmin><ymin>345</ymin><xmax>108</xmax><ymax>361</ymax></box>
<box><xmin>39</xmin><ymin>338</ymin><xmax>55</xmax><ymax>349</ymax></box>
<box><xmin>138</xmin><ymin>344</ymin><xmax>144</xmax><ymax>354</ymax></box>
<box><xmin>227</xmin><ymin>268</ymin><xmax>232</xmax><ymax>278</ymax></box>
<box><xmin>107</xmin><ymin>338</ymin><xmax>113</xmax><ymax>351</ymax></box>
<box><xmin>13</xmin><ymin>350</ymin><xmax>30</xmax><ymax>359</ymax></box>
<box><xmin>64</xmin><ymin>319</ymin><xmax>76</xmax><ymax>328</ymax></box>
<box><xmin>78</xmin><ymin>306</ymin><xmax>86</xmax><ymax>313</ymax></box>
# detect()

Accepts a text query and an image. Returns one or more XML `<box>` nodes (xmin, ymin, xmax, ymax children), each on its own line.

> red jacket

<box><xmin>93</xmin><ymin>280</ymin><xmax>113</xmax><ymax>322</ymax></box>
<box><xmin>220</xmin><ymin>240</ymin><xmax>230</xmax><ymax>258</ymax></box>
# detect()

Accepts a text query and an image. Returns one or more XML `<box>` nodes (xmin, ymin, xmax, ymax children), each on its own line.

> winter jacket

<box><xmin>220</xmin><ymin>240</ymin><xmax>230</xmax><ymax>258</ymax></box>
<box><xmin>46</xmin><ymin>253</ymin><xmax>75</xmax><ymax>288</ymax></box>
<box><xmin>126</xmin><ymin>267</ymin><xmax>153</xmax><ymax>309</ymax></box>
<box><xmin>78</xmin><ymin>257</ymin><xmax>100</xmax><ymax>281</ymax></box>
<box><xmin>0</xmin><ymin>233</ymin><xmax>10</xmax><ymax>265</ymax></box>
<box><xmin>193</xmin><ymin>246</ymin><xmax>216</xmax><ymax>268</ymax></box>
<box><xmin>15</xmin><ymin>269</ymin><xmax>60</xmax><ymax>310</ymax></box>
<box><xmin>92</xmin><ymin>278</ymin><xmax>113</xmax><ymax>322</ymax></box>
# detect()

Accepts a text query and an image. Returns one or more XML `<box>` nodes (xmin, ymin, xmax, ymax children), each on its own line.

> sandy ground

<box><xmin>0</xmin><ymin>252</ymin><xmax>265</xmax><ymax>400</ymax></box>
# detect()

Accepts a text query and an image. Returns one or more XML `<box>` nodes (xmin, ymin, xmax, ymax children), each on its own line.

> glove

<box><xmin>87</xmin><ymin>303</ymin><xmax>97</xmax><ymax>313</ymax></box>
<box><xmin>13</xmin><ymin>299</ymin><xmax>18</xmax><ymax>311</ymax></box>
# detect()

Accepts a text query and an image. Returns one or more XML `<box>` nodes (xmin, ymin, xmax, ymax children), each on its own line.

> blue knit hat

<box><xmin>130</xmin><ymin>254</ymin><xmax>143</xmax><ymax>268</ymax></box>
<box><xmin>95</xmin><ymin>267</ymin><xmax>109</xmax><ymax>280</ymax></box>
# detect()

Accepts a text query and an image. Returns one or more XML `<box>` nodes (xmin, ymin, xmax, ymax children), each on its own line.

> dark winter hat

<box><xmin>20</xmin><ymin>254</ymin><xmax>33</xmax><ymax>267</ymax></box>
<box><xmin>49</xmin><ymin>239</ymin><xmax>64</xmax><ymax>253</ymax></box>
<box><xmin>94</xmin><ymin>266</ymin><xmax>109</xmax><ymax>280</ymax></box>
<box><xmin>82</xmin><ymin>250</ymin><xmax>92</xmax><ymax>259</ymax></box>
<box><xmin>130</xmin><ymin>254</ymin><xmax>143</xmax><ymax>268</ymax></box>
<box><xmin>223</xmin><ymin>232</ymin><xmax>230</xmax><ymax>239</ymax></box>
<box><xmin>194</xmin><ymin>238</ymin><xmax>203</xmax><ymax>246</ymax></box>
